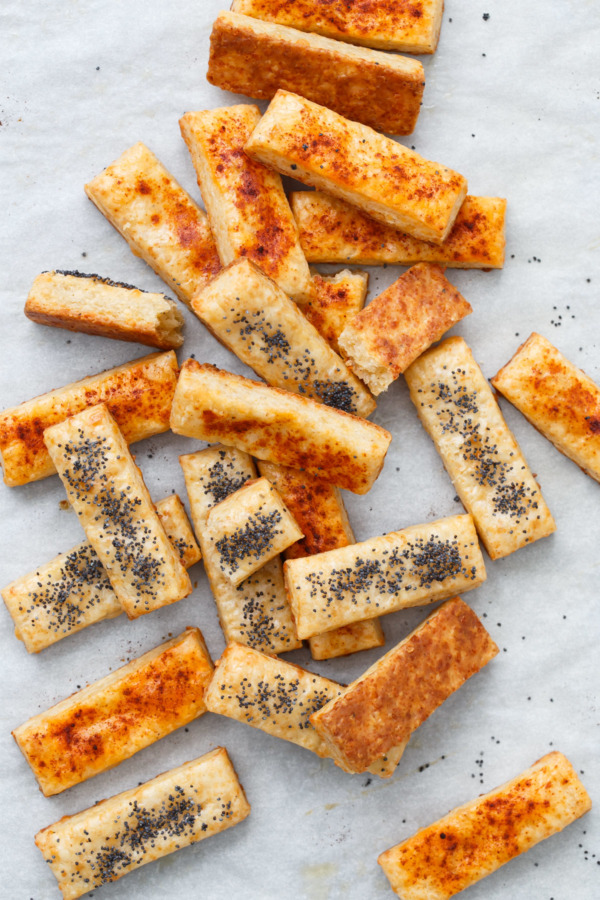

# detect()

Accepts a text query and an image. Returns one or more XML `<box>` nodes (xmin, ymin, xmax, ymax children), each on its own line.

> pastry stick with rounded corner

<box><xmin>304</xmin><ymin>269</ymin><xmax>368</xmax><ymax>356</ymax></box>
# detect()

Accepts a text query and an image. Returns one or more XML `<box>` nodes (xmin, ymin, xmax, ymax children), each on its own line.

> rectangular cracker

<box><xmin>244</xmin><ymin>90</ymin><xmax>467</xmax><ymax>243</ymax></box>
<box><xmin>13</xmin><ymin>628</ymin><xmax>214</xmax><ymax>796</ymax></box>
<box><xmin>35</xmin><ymin>747</ymin><xmax>250</xmax><ymax>900</ymax></box>
<box><xmin>190</xmin><ymin>258</ymin><xmax>375</xmax><ymax>416</ymax></box>
<box><xmin>311</xmin><ymin>598</ymin><xmax>498</xmax><ymax>772</ymax></box>
<box><xmin>84</xmin><ymin>142</ymin><xmax>222</xmax><ymax>306</ymax></box>
<box><xmin>338</xmin><ymin>264</ymin><xmax>472</xmax><ymax>395</ymax></box>
<box><xmin>304</xmin><ymin>269</ymin><xmax>368</xmax><ymax>356</ymax></box>
<box><xmin>171</xmin><ymin>360</ymin><xmax>391</xmax><ymax>494</ymax></box>
<box><xmin>205</xmin><ymin>641</ymin><xmax>406</xmax><ymax>778</ymax></box>
<box><xmin>181</xmin><ymin>447</ymin><xmax>301</xmax><ymax>654</ymax></box>
<box><xmin>292</xmin><ymin>192</ymin><xmax>507</xmax><ymax>269</ymax></box>
<box><xmin>208</xmin><ymin>12</ymin><xmax>424</xmax><ymax>135</ymax></box>
<box><xmin>180</xmin><ymin>105</ymin><xmax>311</xmax><ymax>301</ymax></box>
<box><xmin>283</xmin><ymin>514</ymin><xmax>486</xmax><ymax>639</ymax></box>
<box><xmin>44</xmin><ymin>404</ymin><xmax>191</xmax><ymax>617</ymax></box>
<box><xmin>491</xmin><ymin>332</ymin><xmax>600</xmax><ymax>483</ymax></box>
<box><xmin>0</xmin><ymin>350</ymin><xmax>178</xmax><ymax>487</ymax></box>
<box><xmin>378</xmin><ymin>751</ymin><xmax>592</xmax><ymax>900</ymax></box>
<box><xmin>405</xmin><ymin>337</ymin><xmax>556</xmax><ymax>559</ymax></box>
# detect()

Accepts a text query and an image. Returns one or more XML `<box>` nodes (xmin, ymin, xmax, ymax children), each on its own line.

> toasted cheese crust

<box><xmin>191</xmin><ymin>259</ymin><xmax>375</xmax><ymax>417</ymax></box>
<box><xmin>171</xmin><ymin>360</ymin><xmax>391</xmax><ymax>494</ymax></box>
<box><xmin>180</xmin><ymin>106</ymin><xmax>311</xmax><ymax>300</ymax></box>
<box><xmin>13</xmin><ymin>628</ymin><xmax>214</xmax><ymax>797</ymax></box>
<box><xmin>44</xmin><ymin>404</ymin><xmax>191</xmax><ymax>618</ymax></box>
<box><xmin>304</xmin><ymin>269</ymin><xmax>368</xmax><ymax>355</ymax></box>
<box><xmin>0</xmin><ymin>350</ymin><xmax>178</xmax><ymax>487</ymax></box>
<box><xmin>245</xmin><ymin>91</ymin><xmax>467</xmax><ymax>243</ymax></box>
<box><xmin>292</xmin><ymin>192</ymin><xmax>507</xmax><ymax>269</ymax></box>
<box><xmin>338</xmin><ymin>264</ymin><xmax>472</xmax><ymax>394</ymax></box>
<box><xmin>284</xmin><ymin>514</ymin><xmax>486</xmax><ymax>639</ymax></box>
<box><xmin>35</xmin><ymin>747</ymin><xmax>250</xmax><ymax>900</ymax></box>
<box><xmin>378</xmin><ymin>752</ymin><xmax>592</xmax><ymax>900</ymax></box>
<box><xmin>208</xmin><ymin>13</ymin><xmax>424</xmax><ymax>135</ymax></box>
<box><xmin>311</xmin><ymin>598</ymin><xmax>498</xmax><ymax>772</ymax></box>
<box><xmin>491</xmin><ymin>332</ymin><xmax>600</xmax><ymax>483</ymax></box>
<box><xmin>84</xmin><ymin>142</ymin><xmax>222</xmax><ymax>305</ymax></box>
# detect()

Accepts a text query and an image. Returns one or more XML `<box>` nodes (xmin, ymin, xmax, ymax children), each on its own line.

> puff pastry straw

<box><xmin>304</xmin><ymin>269</ymin><xmax>368</xmax><ymax>355</ymax></box>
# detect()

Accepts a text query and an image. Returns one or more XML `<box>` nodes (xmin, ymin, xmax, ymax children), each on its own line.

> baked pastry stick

<box><xmin>338</xmin><ymin>264</ymin><xmax>472</xmax><ymax>395</ymax></box>
<box><xmin>35</xmin><ymin>747</ymin><xmax>250</xmax><ymax>900</ymax></box>
<box><xmin>378</xmin><ymin>751</ymin><xmax>591</xmax><ymax>900</ymax></box>
<box><xmin>304</xmin><ymin>269</ymin><xmax>368</xmax><ymax>356</ymax></box>
<box><xmin>13</xmin><ymin>627</ymin><xmax>214</xmax><ymax>796</ymax></box>
<box><xmin>245</xmin><ymin>91</ymin><xmax>467</xmax><ymax>244</ymax></box>
<box><xmin>180</xmin><ymin>106</ymin><xmax>311</xmax><ymax>302</ymax></box>
<box><xmin>0</xmin><ymin>350</ymin><xmax>178</xmax><ymax>487</ymax></box>
<box><xmin>230</xmin><ymin>0</ymin><xmax>444</xmax><ymax>54</ymax></box>
<box><xmin>170</xmin><ymin>361</ymin><xmax>391</xmax><ymax>495</ymax></box>
<box><xmin>292</xmin><ymin>192</ymin><xmax>507</xmax><ymax>269</ymax></box>
<box><xmin>311</xmin><ymin>598</ymin><xmax>498</xmax><ymax>773</ymax></box>
<box><xmin>284</xmin><ymin>514</ymin><xmax>486</xmax><ymax>640</ymax></box>
<box><xmin>405</xmin><ymin>337</ymin><xmax>556</xmax><ymax>559</ymax></box>
<box><xmin>44</xmin><ymin>404</ymin><xmax>191</xmax><ymax>617</ymax></box>
<box><xmin>205</xmin><ymin>642</ymin><xmax>406</xmax><ymax>778</ymax></box>
<box><xmin>190</xmin><ymin>258</ymin><xmax>375</xmax><ymax>417</ymax></box>
<box><xmin>24</xmin><ymin>271</ymin><xmax>184</xmax><ymax>349</ymax></box>
<box><xmin>2</xmin><ymin>494</ymin><xmax>201</xmax><ymax>654</ymax></box>
<box><xmin>181</xmin><ymin>448</ymin><xmax>301</xmax><ymax>654</ymax></box>
<box><xmin>491</xmin><ymin>332</ymin><xmax>600</xmax><ymax>483</ymax></box>
<box><xmin>257</xmin><ymin>460</ymin><xmax>385</xmax><ymax>660</ymax></box>
<box><xmin>207</xmin><ymin>13</ymin><xmax>425</xmax><ymax>135</ymax></box>
<box><xmin>84</xmin><ymin>142</ymin><xmax>222</xmax><ymax>306</ymax></box>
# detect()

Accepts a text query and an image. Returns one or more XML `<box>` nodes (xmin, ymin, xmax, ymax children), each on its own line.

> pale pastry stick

<box><xmin>44</xmin><ymin>404</ymin><xmax>191</xmax><ymax>618</ymax></box>
<box><xmin>378</xmin><ymin>751</ymin><xmax>591</xmax><ymax>900</ymax></box>
<box><xmin>405</xmin><ymin>337</ymin><xmax>556</xmax><ymax>559</ymax></box>
<box><xmin>24</xmin><ymin>270</ymin><xmax>184</xmax><ymax>349</ymax></box>
<box><xmin>84</xmin><ymin>142</ymin><xmax>222</xmax><ymax>306</ymax></box>
<box><xmin>284</xmin><ymin>514</ymin><xmax>486</xmax><ymax>640</ymax></box>
<box><xmin>171</xmin><ymin>360</ymin><xmax>391</xmax><ymax>495</ymax></box>
<box><xmin>257</xmin><ymin>460</ymin><xmax>385</xmax><ymax>660</ymax></box>
<box><xmin>311</xmin><ymin>598</ymin><xmax>498</xmax><ymax>772</ymax></box>
<box><xmin>35</xmin><ymin>747</ymin><xmax>250</xmax><ymax>900</ymax></box>
<box><xmin>207</xmin><ymin>12</ymin><xmax>424</xmax><ymax>135</ymax></box>
<box><xmin>180</xmin><ymin>105</ymin><xmax>311</xmax><ymax>301</ymax></box>
<box><xmin>292</xmin><ymin>192</ymin><xmax>507</xmax><ymax>269</ymax></box>
<box><xmin>2</xmin><ymin>494</ymin><xmax>201</xmax><ymax>654</ymax></box>
<box><xmin>13</xmin><ymin>628</ymin><xmax>213</xmax><ymax>796</ymax></box>
<box><xmin>338</xmin><ymin>264</ymin><xmax>472</xmax><ymax>395</ymax></box>
<box><xmin>304</xmin><ymin>269</ymin><xmax>368</xmax><ymax>356</ymax></box>
<box><xmin>244</xmin><ymin>91</ymin><xmax>467</xmax><ymax>243</ymax></box>
<box><xmin>230</xmin><ymin>0</ymin><xmax>444</xmax><ymax>54</ymax></box>
<box><xmin>0</xmin><ymin>350</ymin><xmax>178</xmax><ymax>487</ymax></box>
<box><xmin>181</xmin><ymin>448</ymin><xmax>301</xmax><ymax>654</ymax></box>
<box><xmin>190</xmin><ymin>258</ymin><xmax>375</xmax><ymax>417</ymax></box>
<box><xmin>491</xmin><ymin>332</ymin><xmax>600</xmax><ymax>483</ymax></box>
<box><xmin>205</xmin><ymin>641</ymin><xmax>406</xmax><ymax>778</ymax></box>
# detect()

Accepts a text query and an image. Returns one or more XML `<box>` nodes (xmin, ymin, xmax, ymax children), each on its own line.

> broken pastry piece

<box><xmin>338</xmin><ymin>264</ymin><xmax>472</xmax><ymax>395</ymax></box>
<box><xmin>378</xmin><ymin>751</ymin><xmax>591</xmax><ymax>900</ymax></box>
<box><xmin>304</xmin><ymin>269</ymin><xmax>368</xmax><ymax>356</ymax></box>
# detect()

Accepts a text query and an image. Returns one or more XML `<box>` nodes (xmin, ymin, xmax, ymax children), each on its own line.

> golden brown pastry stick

<box><xmin>304</xmin><ymin>269</ymin><xmax>368</xmax><ymax>356</ymax></box>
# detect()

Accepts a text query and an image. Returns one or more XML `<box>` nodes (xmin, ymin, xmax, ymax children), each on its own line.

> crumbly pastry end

<box><xmin>84</xmin><ymin>141</ymin><xmax>222</xmax><ymax>305</ymax></box>
<box><xmin>338</xmin><ymin>264</ymin><xmax>472</xmax><ymax>394</ymax></box>
<box><xmin>491</xmin><ymin>332</ymin><xmax>600</xmax><ymax>483</ymax></box>
<box><xmin>180</xmin><ymin>106</ymin><xmax>311</xmax><ymax>301</ymax></box>
<box><xmin>292</xmin><ymin>192</ymin><xmax>507</xmax><ymax>269</ymax></box>
<box><xmin>310</xmin><ymin>598</ymin><xmax>498</xmax><ymax>772</ymax></box>
<box><xmin>405</xmin><ymin>337</ymin><xmax>556</xmax><ymax>559</ymax></box>
<box><xmin>244</xmin><ymin>90</ymin><xmax>467</xmax><ymax>243</ymax></box>
<box><xmin>43</xmin><ymin>404</ymin><xmax>191</xmax><ymax>617</ymax></box>
<box><xmin>171</xmin><ymin>360</ymin><xmax>391</xmax><ymax>494</ymax></box>
<box><xmin>378</xmin><ymin>751</ymin><xmax>591</xmax><ymax>900</ymax></box>
<box><xmin>35</xmin><ymin>747</ymin><xmax>250</xmax><ymax>900</ymax></box>
<box><xmin>283</xmin><ymin>514</ymin><xmax>486</xmax><ymax>640</ymax></box>
<box><xmin>0</xmin><ymin>350</ymin><xmax>178</xmax><ymax>487</ymax></box>
<box><xmin>303</xmin><ymin>268</ymin><xmax>368</xmax><ymax>355</ymax></box>
<box><xmin>190</xmin><ymin>258</ymin><xmax>375</xmax><ymax>417</ymax></box>
<box><xmin>207</xmin><ymin>12</ymin><xmax>424</xmax><ymax>135</ymax></box>
<box><xmin>13</xmin><ymin>628</ymin><xmax>214</xmax><ymax>797</ymax></box>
